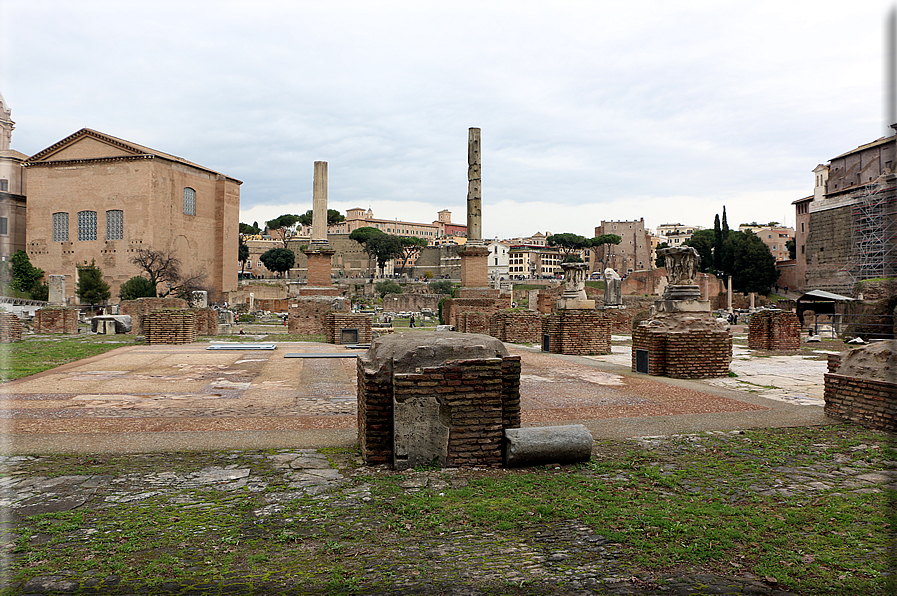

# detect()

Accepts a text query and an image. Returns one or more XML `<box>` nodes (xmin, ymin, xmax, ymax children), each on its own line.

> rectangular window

<box><xmin>106</xmin><ymin>210</ymin><xmax>123</xmax><ymax>240</ymax></box>
<box><xmin>78</xmin><ymin>210</ymin><xmax>97</xmax><ymax>241</ymax></box>
<box><xmin>0</xmin><ymin>179</ymin><xmax>7</xmax><ymax>192</ymax></box>
<box><xmin>183</xmin><ymin>187</ymin><xmax>196</xmax><ymax>215</ymax></box>
<box><xmin>0</xmin><ymin>217</ymin><xmax>7</xmax><ymax>235</ymax></box>
<box><xmin>53</xmin><ymin>212</ymin><xmax>69</xmax><ymax>242</ymax></box>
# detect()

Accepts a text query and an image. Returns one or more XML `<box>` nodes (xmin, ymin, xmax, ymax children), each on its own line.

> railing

<box><xmin>0</xmin><ymin>295</ymin><xmax>49</xmax><ymax>307</ymax></box>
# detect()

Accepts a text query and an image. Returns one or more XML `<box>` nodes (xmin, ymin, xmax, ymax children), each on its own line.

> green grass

<box><xmin>0</xmin><ymin>334</ymin><xmax>144</xmax><ymax>381</ymax></box>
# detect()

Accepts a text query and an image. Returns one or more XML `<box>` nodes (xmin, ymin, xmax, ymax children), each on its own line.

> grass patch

<box><xmin>0</xmin><ymin>334</ymin><xmax>144</xmax><ymax>381</ymax></box>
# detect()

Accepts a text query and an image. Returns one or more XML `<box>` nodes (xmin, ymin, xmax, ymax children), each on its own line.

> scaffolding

<box><xmin>849</xmin><ymin>176</ymin><xmax>897</xmax><ymax>281</ymax></box>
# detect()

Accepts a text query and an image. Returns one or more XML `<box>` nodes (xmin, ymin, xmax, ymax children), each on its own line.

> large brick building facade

<box><xmin>22</xmin><ymin>129</ymin><xmax>241</xmax><ymax>303</ymax></box>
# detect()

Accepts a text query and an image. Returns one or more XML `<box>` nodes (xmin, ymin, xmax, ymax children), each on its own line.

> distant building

<box><xmin>593</xmin><ymin>219</ymin><xmax>652</xmax><ymax>275</ymax></box>
<box><xmin>0</xmin><ymin>92</ymin><xmax>26</xmax><ymax>261</ymax></box>
<box><xmin>793</xmin><ymin>132</ymin><xmax>896</xmax><ymax>294</ymax></box>
<box><xmin>23</xmin><ymin>128</ymin><xmax>241</xmax><ymax>303</ymax></box>
<box><xmin>327</xmin><ymin>208</ymin><xmax>466</xmax><ymax>242</ymax></box>
<box><xmin>486</xmin><ymin>240</ymin><xmax>510</xmax><ymax>280</ymax></box>
<box><xmin>737</xmin><ymin>224</ymin><xmax>795</xmax><ymax>262</ymax></box>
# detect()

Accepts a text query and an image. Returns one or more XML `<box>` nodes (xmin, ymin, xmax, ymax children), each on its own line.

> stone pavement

<box><xmin>1</xmin><ymin>338</ymin><xmax>830</xmax><ymax>454</ymax></box>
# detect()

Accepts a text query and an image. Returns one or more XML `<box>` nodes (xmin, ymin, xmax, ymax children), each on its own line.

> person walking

<box><xmin>409</xmin><ymin>315</ymin><xmax>415</xmax><ymax>328</ymax></box>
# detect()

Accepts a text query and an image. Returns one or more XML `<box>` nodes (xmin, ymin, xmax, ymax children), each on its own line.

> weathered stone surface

<box><xmin>504</xmin><ymin>425</ymin><xmax>593</xmax><ymax>467</ymax></box>
<box><xmin>836</xmin><ymin>340</ymin><xmax>896</xmax><ymax>381</ymax></box>
<box><xmin>90</xmin><ymin>315</ymin><xmax>132</xmax><ymax>334</ymax></box>
<box><xmin>359</xmin><ymin>332</ymin><xmax>508</xmax><ymax>379</ymax></box>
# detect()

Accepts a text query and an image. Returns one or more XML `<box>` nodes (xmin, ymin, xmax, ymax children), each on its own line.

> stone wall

<box><xmin>324</xmin><ymin>312</ymin><xmax>372</xmax><ymax>344</ymax></box>
<box><xmin>288</xmin><ymin>298</ymin><xmax>335</xmax><ymax>335</ymax></box>
<box><xmin>33</xmin><ymin>307</ymin><xmax>79</xmax><ymax>334</ymax></box>
<box><xmin>193</xmin><ymin>308</ymin><xmax>219</xmax><ymax>336</ymax></box>
<box><xmin>824</xmin><ymin>374</ymin><xmax>897</xmax><ymax>432</ymax></box>
<box><xmin>0</xmin><ymin>312</ymin><xmax>23</xmax><ymax>343</ymax></box>
<box><xmin>543</xmin><ymin>310</ymin><xmax>612</xmax><ymax>355</ymax></box>
<box><xmin>382</xmin><ymin>293</ymin><xmax>441</xmax><ymax>313</ymax></box>
<box><xmin>805</xmin><ymin>203</ymin><xmax>856</xmax><ymax>295</ymax></box>
<box><xmin>747</xmin><ymin>310</ymin><xmax>801</xmax><ymax>351</ymax></box>
<box><xmin>488</xmin><ymin>310</ymin><xmax>543</xmax><ymax>344</ymax></box>
<box><xmin>143</xmin><ymin>309</ymin><xmax>196</xmax><ymax>345</ymax></box>
<box><xmin>120</xmin><ymin>297</ymin><xmax>188</xmax><ymax>335</ymax></box>
<box><xmin>632</xmin><ymin>326</ymin><xmax>732</xmax><ymax>379</ymax></box>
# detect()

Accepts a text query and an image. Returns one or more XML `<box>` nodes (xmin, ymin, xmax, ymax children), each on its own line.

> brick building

<box><xmin>593</xmin><ymin>219</ymin><xmax>653</xmax><ymax>275</ymax></box>
<box><xmin>794</xmin><ymin>133</ymin><xmax>896</xmax><ymax>294</ymax></box>
<box><xmin>23</xmin><ymin>129</ymin><xmax>241</xmax><ymax>303</ymax></box>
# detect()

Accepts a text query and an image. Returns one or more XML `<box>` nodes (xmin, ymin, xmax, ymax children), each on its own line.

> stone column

<box><xmin>466</xmin><ymin>128</ymin><xmax>482</xmax><ymax>245</ymax></box>
<box><xmin>311</xmin><ymin>161</ymin><xmax>329</xmax><ymax>247</ymax></box>
<box><xmin>48</xmin><ymin>275</ymin><xmax>66</xmax><ymax>306</ymax></box>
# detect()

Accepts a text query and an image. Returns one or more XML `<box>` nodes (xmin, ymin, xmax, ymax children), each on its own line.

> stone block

<box><xmin>504</xmin><ymin>425</ymin><xmax>593</xmax><ymax>467</ymax></box>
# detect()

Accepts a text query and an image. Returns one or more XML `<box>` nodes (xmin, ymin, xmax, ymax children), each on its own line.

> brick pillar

<box><xmin>459</xmin><ymin>246</ymin><xmax>489</xmax><ymax>288</ymax></box>
<box><xmin>305</xmin><ymin>249</ymin><xmax>335</xmax><ymax>287</ymax></box>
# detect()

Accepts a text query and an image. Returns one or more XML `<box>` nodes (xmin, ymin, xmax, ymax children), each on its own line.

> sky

<box><xmin>1</xmin><ymin>0</ymin><xmax>893</xmax><ymax>240</ymax></box>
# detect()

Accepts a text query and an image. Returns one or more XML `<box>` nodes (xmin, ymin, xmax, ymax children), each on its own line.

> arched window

<box><xmin>52</xmin><ymin>212</ymin><xmax>69</xmax><ymax>242</ymax></box>
<box><xmin>77</xmin><ymin>210</ymin><xmax>97</xmax><ymax>241</ymax></box>
<box><xmin>106</xmin><ymin>210</ymin><xmax>123</xmax><ymax>240</ymax></box>
<box><xmin>183</xmin><ymin>187</ymin><xmax>196</xmax><ymax>215</ymax></box>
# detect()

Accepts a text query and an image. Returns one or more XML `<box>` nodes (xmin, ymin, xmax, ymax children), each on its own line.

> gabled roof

<box><xmin>830</xmin><ymin>134</ymin><xmax>895</xmax><ymax>161</ymax></box>
<box><xmin>22</xmin><ymin>128</ymin><xmax>241</xmax><ymax>184</ymax></box>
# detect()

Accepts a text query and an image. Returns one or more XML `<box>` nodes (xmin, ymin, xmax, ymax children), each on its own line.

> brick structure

<box><xmin>192</xmin><ymin>308</ymin><xmax>218</xmax><ymax>336</ymax></box>
<box><xmin>823</xmin><ymin>342</ymin><xmax>897</xmax><ymax>432</ymax></box>
<box><xmin>305</xmin><ymin>250</ymin><xmax>336</xmax><ymax>287</ymax></box>
<box><xmin>457</xmin><ymin>311</ymin><xmax>490</xmax><ymax>335</ymax></box>
<box><xmin>458</xmin><ymin>246</ymin><xmax>490</xmax><ymax>288</ymax></box>
<box><xmin>542</xmin><ymin>310</ymin><xmax>612</xmax><ymax>355</ymax></box>
<box><xmin>22</xmin><ymin>129</ymin><xmax>240</xmax><ymax>302</ymax></box>
<box><xmin>632</xmin><ymin>324</ymin><xmax>732</xmax><ymax>379</ymax></box>
<box><xmin>120</xmin><ymin>297</ymin><xmax>188</xmax><ymax>335</ymax></box>
<box><xmin>357</xmin><ymin>334</ymin><xmax>521</xmax><ymax>469</ymax></box>
<box><xmin>288</xmin><ymin>297</ymin><xmax>349</xmax><ymax>335</ymax></box>
<box><xmin>0</xmin><ymin>312</ymin><xmax>23</xmax><ymax>342</ymax></box>
<box><xmin>442</xmin><ymin>295</ymin><xmax>511</xmax><ymax>328</ymax></box>
<box><xmin>747</xmin><ymin>310</ymin><xmax>801</xmax><ymax>351</ymax></box>
<box><xmin>324</xmin><ymin>312</ymin><xmax>372</xmax><ymax>345</ymax></box>
<box><xmin>143</xmin><ymin>309</ymin><xmax>196</xmax><ymax>345</ymax></box>
<box><xmin>488</xmin><ymin>310</ymin><xmax>543</xmax><ymax>344</ymax></box>
<box><xmin>33</xmin><ymin>307</ymin><xmax>79</xmax><ymax>334</ymax></box>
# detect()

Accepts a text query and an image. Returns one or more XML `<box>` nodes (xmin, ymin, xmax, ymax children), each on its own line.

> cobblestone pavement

<box><xmin>2</xmin><ymin>428</ymin><xmax>893</xmax><ymax>595</ymax></box>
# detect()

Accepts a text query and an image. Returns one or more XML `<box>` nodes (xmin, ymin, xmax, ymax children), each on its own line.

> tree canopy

<box><xmin>683</xmin><ymin>229</ymin><xmax>715</xmax><ymax>273</ymax></box>
<box><xmin>725</xmin><ymin>230</ymin><xmax>779</xmax><ymax>294</ymax></box>
<box><xmin>397</xmin><ymin>236</ymin><xmax>429</xmax><ymax>272</ymax></box>
<box><xmin>259</xmin><ymin>247</ymin><xmax>295</xmax><ymax>277</ymax></box>
<box><xmin>76</xmin><ymin>260</ymin><xmax>111</xmax><ymax>305</ymax></box>
<box><xmin>239</xmin><ymin>222</ymin><xmax>262</xmax><ymax>235</ymax></box>
<box><xmin>130</xmin><ymin>248</ymin><xmax>181</xmax><ymax>296</ymax></box>
<box><xmin>119</xmin><ymin>276</ymin><xmax>157</xmax><ymax>300</ymax></box>
<box><xmin>546</xmin><ymin>233</ymin><xmax>590</xmax><ymax>257</ymax></box>
<box><xmin>10</xmin><ymin>250</ymin><xmax>45</xmax><ymax>298</ymax></box>
<box><xmin>589</xmin><ymin>234</ymin><xmax>622</xmax><ymax>267</ymax></box>
<box><xmin>655</xmin><ymin>242</ymin><xmax>670</xmax><ymax>268</ymax></box>
<box><xmin>296</xmin><ymin>209</ymin><xmax>346</xmax><ymax>227</ymax></box>
<box><xmin>349</xmin><ymin>227</ymin><xmax>405</xmax><ymax>275</ymax></box>
<box><xmin>265</xmin><ymin>214</ymin><xmax>301</xmax><ymax>245</ymax></box>
<box><xmin>375</xmin><ymin>280</ymin><xmax>402</xmax><ymax>298</ymax></box>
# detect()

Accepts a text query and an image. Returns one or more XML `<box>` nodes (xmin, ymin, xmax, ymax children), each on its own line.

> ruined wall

<box><xmin>382</xmin><ymin>293</ymin><xmax>441</xmax><ymax>313</ymax></box>
<box><xmin>632</xmin><ymin>326</ymin><xmax>732</xmax><ymax>379</ymax></box>
<box><xmin>0</xmin><ymin>312</ymin><xmax>23</xmax><ymax>342</ymax></box>
<box><xmin>805</xmin><ymin>204</ymin><xmax>855</xmax><ymax>295</ymax></box>
<box><xmin>120</xmin><ymin>297</ymin><xmax>188</xmax><ymax>335</ymax></box>
<box><xmin>457</xmin><ymin>311</ymin><xmax>490</xmax><ymax>335</ymax></box>
<box><xmin>442</xmin><ymin>296</ymin><xmax>510</xmax><ymax>328</ymax></box>
<box><xmin>143</xmin><ymin>309</ymin><xmax>196</xmax><ymax>345</ymax></box>
<box><xmin>543</xmin><ymin>310</ymin><xmax>612</xmax><ymax>355</ymax></box>
<box><xmin>825</xmin><ymin>374</ymin><xmax>897</xmax><ymax>432</ymax></box>
<box><xmin>288</xmin><ymin>298</ymin><xmax>335</xmax><ymax>335</ymax></box>
<box><xmin>33</xmin><ymin>307</ymin><xmax>79</xmax><ymax>334</ymax></box>
<box><xmin>193</xmin><ymin>308</ymin><xmax>219</xmax><ymax>336</ymax></box>
<box><xmin>747</xmin><ymin>311</ymin><xmax>801</xmax><ymax>351</ymax></box>
<box><xmin>324</xmin><ymin>312</ymin><xmax>372</xmax><ymax>344</ymax></box>
<box><xmin>489</xmin><ymin>310</ymin><xmax>543</xmax><ymax>344</ymax></box>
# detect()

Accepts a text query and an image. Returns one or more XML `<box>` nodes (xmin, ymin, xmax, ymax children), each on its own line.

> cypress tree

<box><xmin>713</xmin><ymin>213</ymin><xmax>722</xmax><ymax>272</ymax></box>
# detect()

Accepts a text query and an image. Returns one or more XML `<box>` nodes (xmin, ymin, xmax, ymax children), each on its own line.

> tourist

<box><xmin>409</xmin><ymin>315</ymin><xmax>415</xmax><ymax>328</ymax></box>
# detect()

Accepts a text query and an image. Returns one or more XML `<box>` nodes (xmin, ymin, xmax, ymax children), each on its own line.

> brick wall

<box><xmin>193</xmin><ymin>308</ymin><xmax>219</xmax><ymax>336</ymax></box>
<box><xmin>120</xmin><ymin>297</ymin><xmax>188</xmax><ymax>335</ymax></box>
<box><xmin>0</xmin><ymin>312</ymin><xmax>23</xmax><ymax>343</ymax></box>
<box><xmin>442</xmin><ymin>296</ymin><xmax>510</xmax><ymax>328</ymax></box>
<box><xmin>254</xmin><ymin>298</ymin><xmax>292</xmax><ymax>312</ymax></box>
<box><xmin>543</xmin><ymin>310</ymin><xmax>612</xmax><ymax>355</ymax></box>
<box><xmin>324</xmin><ymin>312</ymin><xmax>372</xmax><ymax>344</ymax></box>
<box><xmin>458</xmin><ymin>311</ymin><xmax>490</xmax><ymax>334</ymax></box>
<box><xmin>458</xmin><ymin>247</ymin><xmax>490</xmax><ymax>288</ymax></box>
<box><xmin>824</xmin><ymin>374</ymin><xmax>897</xmax><ymax>432</ymax></box>
<box><xmin>488</xmin><ymin>310</ymin><xmax>543</xmax><ymax>343</ymax></box>
<box><xmin>357</xmin><ymin>354</ymin><xmax>521</xmax><ymax>468</ymax></box>
<box><xmin>747</xmin><ymin>310</ymin><xmax>801</xmax><ymax>350</ymax></box>
<box><xmin>33</xmin><ymin>307</ymin><xmax>79</xmax><ymax>334</ymax></box>
<box><xmin>288</xmin><ymin>297</ymin><xmax>348</xmax><ymax>335</ymax></box>
<box><xmin>632</xmin><ymin>326</ymin><xmax>732</xmax><ymax>379</ymax></box>
<box><xmin>306</xmin><ymin>250</ymin><xmax>335</xmax><ymax>287</ymax></box>
<box><xmin>143</xmin><ymin>309</ymin><xmax>196</xmax><ymax>345</ymax></box>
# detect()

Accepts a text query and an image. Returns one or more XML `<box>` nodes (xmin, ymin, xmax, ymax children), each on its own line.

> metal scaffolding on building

<box><xmin>849</xmin><ymin>176</ymin><xmax>897</xmax><ymax>281</ymax></box>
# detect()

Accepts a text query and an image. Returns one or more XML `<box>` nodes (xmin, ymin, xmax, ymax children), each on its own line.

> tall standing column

<box><xmin>311</xmin><ymin>161</ymin><xmax>329</xmax><ymax>247</ymax></box>
<box><xmin>466</xmin><ymin>128</ymin><xmax>482</xmax><ymax>245</ymax></box>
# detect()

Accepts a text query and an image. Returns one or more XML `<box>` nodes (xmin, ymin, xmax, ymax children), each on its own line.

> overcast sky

<box><xmin>1</xmin><ymin>1</ymin><xmax>893</xmax><ymax>239</ymax></box>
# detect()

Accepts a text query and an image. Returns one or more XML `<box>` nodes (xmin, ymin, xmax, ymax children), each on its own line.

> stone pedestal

<box><xmin>556</xmin><ymin>262</ymin><xmax>595</xmax><ymax>310</ymax></box>
<box><xmin>305</xmin><ymin>249</ymin><xmax>335</xmax><ymax>287</ymax></box>
<box><xmin>459</xmin><ymin>246</ymin><xmax>490</xmax><ymax>288</ymax></box>
<box><xmin>748</xmin><ymin>311</ymin><xmax>801</xmax><ymax>351</ymax></box>
<box><xmin>632</xmin><ymin>313</ymin><xmax>732</xmax><ymax>379</ymax></box>
<box><xmin>543</xmin><ymin>310</ymin><xmax>612</xmax><ymax>355</ymax></box>
<box><xmin>48</xmin><ymin>275</ymin><xmax>66</xmax><ymax>306</ymax></box>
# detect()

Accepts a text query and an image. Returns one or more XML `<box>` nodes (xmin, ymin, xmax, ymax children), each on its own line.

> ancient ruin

<box><xmin>824</xmin><ymin>340</ymin><xmax>897</xmax><ymax>432</ymax></box>
<box><xmin>543</xmin><ymin>262</ymin><xmax>611</xmax><ymax>355</ymax></box>
<box><xmin>748</xmin><ymin>310</ymin><xmax>801</xmax><ymax>351</ymax></box>
<box><xmin>632</xmin><ymin>246</ymin><xmax>731</xmax><ymax>378</ymax></box>
<box><xmin>357</xmin><ymin>333</ymin><xmax>521</xmax><ymax>470</ymax></box>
